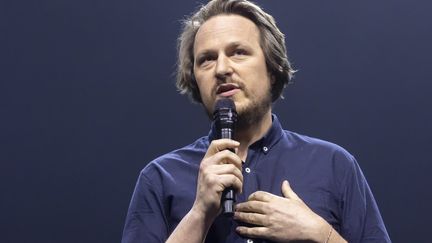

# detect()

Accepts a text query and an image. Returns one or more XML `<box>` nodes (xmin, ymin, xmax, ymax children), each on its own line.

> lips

<box><xmin>216</xmin><ymin>83</ymin><xmax>240</xmax><ymax>97</ymax></box>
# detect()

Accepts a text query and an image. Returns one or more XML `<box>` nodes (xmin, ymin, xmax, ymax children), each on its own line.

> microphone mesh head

<box><xmin>214</xmin><ymin>98</ymin><xmax>236</xmax><ymax>112</ymax></box>
<box><xmin>213</xmin><ymin>98</ymin><xmax>237</xmax><ymax>138</ymax></box>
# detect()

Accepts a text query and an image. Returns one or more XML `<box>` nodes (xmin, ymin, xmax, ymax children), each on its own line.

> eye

<box><xmin>233</xmin><ymin>49</ymin><xmax>247</xmax><ymax>56</ymax></box>
<box><xmin>197</xmin><ymin>54</ymin><xmax>216</xmax><ymax>66</ymax></box>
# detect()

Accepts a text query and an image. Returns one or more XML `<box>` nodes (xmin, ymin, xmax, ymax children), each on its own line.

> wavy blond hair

<box><xmin>176</xmin><ymin>0</ymin><xmax>295</xmax><ymax>103</ymax></box>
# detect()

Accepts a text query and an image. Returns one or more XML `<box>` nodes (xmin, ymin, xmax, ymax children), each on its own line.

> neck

<box><xmin>234</xmin><ymin>110</ymin><xmax>272</xmax><ymax>161</ymax></box>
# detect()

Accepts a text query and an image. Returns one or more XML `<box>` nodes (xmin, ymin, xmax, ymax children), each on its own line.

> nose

<box><xmin>215</xmin><ymin>54</ymin><xmax>233</xmax><ymax>80</ymax></box>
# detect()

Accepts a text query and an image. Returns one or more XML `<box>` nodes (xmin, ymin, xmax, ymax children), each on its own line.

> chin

<box><xmin>232</xmin><ymin>99</ymin><xmax>249</xmax><ymax>112</ymax></box>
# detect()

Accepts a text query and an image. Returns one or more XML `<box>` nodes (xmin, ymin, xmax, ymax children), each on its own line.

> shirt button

<box><xmin>263</xmin><ymin>146</ymin><xmax>268</xmax><ymax>152</ymax></box>
<box><xmin>245</xmin><ymin>167</ymin><xmax>251</xmax><ymax>173</ymax></box>
<box><xmin>247</xmin><ymin>239</ymin><xmax>254</xmax><ymax>243</ymax></box>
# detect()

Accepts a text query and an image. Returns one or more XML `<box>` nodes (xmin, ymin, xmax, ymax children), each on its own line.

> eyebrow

<box><xmin>195</xmin><ymin>41</ymin><xmax>251</xmax><ymax>58</ymax></box>
<box><xmin>194</xmin><ymin>51</ymin><xmax>214</xmax><ymax>64</ymax></box>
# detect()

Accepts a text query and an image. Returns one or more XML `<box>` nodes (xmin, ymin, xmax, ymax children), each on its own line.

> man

<box><xmin>122</xmin><ymin>0</ymin><xmax>390</xmax><ymax>242</ymax></box>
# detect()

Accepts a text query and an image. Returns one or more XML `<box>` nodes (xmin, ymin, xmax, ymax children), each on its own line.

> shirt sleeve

<box><xmin>339</xmin><ymin>153</ymin><xmax>391</xmax><ymax>243</ymax></box>
<box><xmin>121</xmin><ymin>169</ymin><xmax>168</xmax><ymax>243</ymax></box>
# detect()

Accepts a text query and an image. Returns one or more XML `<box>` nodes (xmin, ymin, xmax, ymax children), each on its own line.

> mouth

<box><xmin>216</xmin><ymin>83</ymin><xmax>241</xmax><ymax>97</ymax></box>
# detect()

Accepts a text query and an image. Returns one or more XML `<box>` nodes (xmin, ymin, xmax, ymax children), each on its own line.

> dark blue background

<box><xmin>1</xmin><ymin>0</ymin><xmax>431</xmax><ymax>242</ymax></box>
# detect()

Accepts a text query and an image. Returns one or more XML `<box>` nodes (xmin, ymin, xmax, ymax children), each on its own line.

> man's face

<box><xmin>193</xmin><ymin>14</ymin><xmax>272</xmax><ymax>120</ymax></box>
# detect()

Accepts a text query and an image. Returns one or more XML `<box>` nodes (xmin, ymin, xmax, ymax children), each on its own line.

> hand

<box><xmin>191</xmin><ymin>139</ymin><xmax>243</xmax><ymax>221</ymax></box>
<box><xmin>234</xmin><ymin>180</ymin><xmax>330</xmax><ymax>242</ymax></box>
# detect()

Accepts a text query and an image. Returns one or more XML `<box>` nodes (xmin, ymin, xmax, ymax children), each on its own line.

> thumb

<box><xmin>282</xmin><ymin>180</ymin><xmax>300</xmax><ymax>200</ymax></box>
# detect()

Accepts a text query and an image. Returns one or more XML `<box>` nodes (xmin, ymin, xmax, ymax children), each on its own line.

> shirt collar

<box><xmin>208</xmin><ymin>114</ymin><xmax>284</xmax><ymax>153</ymax></box>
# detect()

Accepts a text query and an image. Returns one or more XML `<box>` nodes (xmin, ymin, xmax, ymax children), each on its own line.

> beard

<box><xmin>235</xmin><ymin>92</ymin><xmax>272</xmax><ymax>131</ymax></box>
<box><xmin>204</xmin><ymin>90</ymin><xmax>272</xmax><ymax>132</ymax></box>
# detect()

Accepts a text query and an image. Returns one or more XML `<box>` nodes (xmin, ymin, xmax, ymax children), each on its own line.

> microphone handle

<box><xmin>221</xmin><ymin>128</ymin><xmax>236</xmax><ymax>216</ymax></box>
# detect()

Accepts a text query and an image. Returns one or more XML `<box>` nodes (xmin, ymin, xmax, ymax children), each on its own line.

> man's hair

<box><xmin>176</xmin><ymin>0</ymin><xmax>295</xmax><ymax>103</ymax></box>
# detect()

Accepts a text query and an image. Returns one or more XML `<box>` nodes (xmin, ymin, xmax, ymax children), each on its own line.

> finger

<box><xmin>236</xmin><ymin>226</ymin><xmax>268</xmax><ymax>239</ymax></box>
<box><xmin>235</xmin><ymin>201</ymin><xmax>268</xmax><ymax>214</ymax></box>
<box><xmin>208</xmin><ymin>164</ymin><xmax>243</xmax><ymax>183</ymax></box>
<box><xmin>205</xmin><ymin>139</ymin><xmax>240</xmax><ymax>158</ymax></box>
<box><xmin>210</xmin><ymin>149</ymin><xmax>242</xmax><ymax>168</ymax></box>
<box><xmin>217</xmin><ymin>174</ymin><xmax>243</xmax><ymax>193</ymax></box>
<box><xmin>247</xmin><ymin>191</ymin><xmax>274</xmax><ymax>202</ymax></box>
<box><xmin>281</xmin><ymin>180</ymin><xmax>300</xmax><ymax>200</ymax></box>
<box><xmin>234</xmin><ymin>211</ymin><xmax>268</xmax><ymax>226</ymax></box>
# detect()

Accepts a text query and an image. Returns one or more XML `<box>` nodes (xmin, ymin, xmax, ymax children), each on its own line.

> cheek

<box><xmin>195</xmin><ymin>80</ymin><xmax>213</xmax><ymax>107</ymax></box>
<box><xmin>196</xmin><ymin>81</ymin><xmax>211</xmax><ymax>99</ymax></box>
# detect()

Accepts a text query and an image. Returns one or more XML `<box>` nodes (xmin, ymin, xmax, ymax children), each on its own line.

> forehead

<box><xmin>194</xmin><ymin>14</ymin><xmax>261</xmax><ymax>54</ymax></box>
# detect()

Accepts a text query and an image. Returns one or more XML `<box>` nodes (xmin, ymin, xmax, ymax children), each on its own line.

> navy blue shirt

<box><xmin>122</xmin><ymin>115</ymin><xmax>390</xmax><ymax>243</ymax></box>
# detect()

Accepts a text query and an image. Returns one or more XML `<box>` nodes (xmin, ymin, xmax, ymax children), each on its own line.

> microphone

<box><xmin>213</xmin><ymin>98</ymin><xmax>238</xmax><ymax>216</ymax></box>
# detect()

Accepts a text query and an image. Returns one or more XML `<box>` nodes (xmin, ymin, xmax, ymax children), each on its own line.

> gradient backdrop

<box><xmin>1</xmin><ymin>0</ymin><xmax>431</xmax><ymax>242</ymax></box>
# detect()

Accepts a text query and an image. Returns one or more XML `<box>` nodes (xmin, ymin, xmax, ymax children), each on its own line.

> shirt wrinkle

<box><xmin>122</xmin><ymin>115</ymin><xmax>391</xmax><ymax>243</ymax></box>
